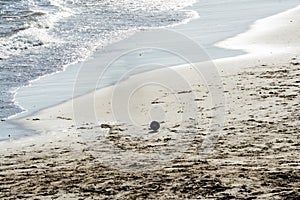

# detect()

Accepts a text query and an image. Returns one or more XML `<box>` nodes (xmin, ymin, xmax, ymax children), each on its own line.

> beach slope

<box><xmin>1</xmin><ymin>5</ymin><xmax>300</xmax><ymax>199</ymax></box>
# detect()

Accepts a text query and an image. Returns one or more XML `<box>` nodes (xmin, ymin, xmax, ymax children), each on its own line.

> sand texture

<box><xmin>1</xmin><ymin>4</ymin><xmax>300</xmax><ymax>200</ymax></box>
<box><xmin>0</xmin><ymin>56</ymin><xmax>299</xmax><ymax>199</ymax></box>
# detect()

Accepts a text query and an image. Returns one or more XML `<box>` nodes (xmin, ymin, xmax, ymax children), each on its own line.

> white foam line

<box><xmin>8</xmin><ymin>0</ymin><xmax>200</xmax><ymax>121</ymax></box>
<box><xmin>166</xmin><ymin>10</ymin><xmax>200</xmax><ymax>28</ymax></box>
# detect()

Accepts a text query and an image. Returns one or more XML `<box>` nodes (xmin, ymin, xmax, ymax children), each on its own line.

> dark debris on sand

<box><xmin>0</xmin><ymin>60</ymin><xmax>300</xmax><ymax>199</ymax></box>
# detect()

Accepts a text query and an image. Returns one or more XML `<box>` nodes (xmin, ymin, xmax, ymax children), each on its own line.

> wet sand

<box><xmin>1</xmin><ymin>4</ymin><xmax>300</xmax><ymax>200</ymax></box>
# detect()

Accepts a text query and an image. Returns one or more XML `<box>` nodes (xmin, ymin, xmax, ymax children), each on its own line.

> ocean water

<box><xmin>1</xmin><ymin>0</ymin><xmax>300</xmax><ymax>141</ymax></box>
<box><xmin>0</xmin><ymin>0</ymin><xmax>197</xmax><ymax>120</ymax></box>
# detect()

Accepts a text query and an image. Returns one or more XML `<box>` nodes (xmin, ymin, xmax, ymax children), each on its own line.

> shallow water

<box><xmin>1</xmin><ymin>0</ymin><xmax>300</xmax><ymax>140</ymax></box>
<box><xmin>0</xmin><ymin>0</ymin><xmax>196</xmax><ymax>120</ymax></box>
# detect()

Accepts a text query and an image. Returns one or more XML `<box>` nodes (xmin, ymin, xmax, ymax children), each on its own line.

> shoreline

<box><xmin>3</xmin><ymin>1</ymin><xmax>298</xmax><ymax>136</ymax></box>
<box><xmin>216</xmin><ymin>4</ymin><xmax>300</xmax><ymax>55</ymax></box>
<box><xmin>1</xmin><ymin>2</ymin><xmax>300</xmax><ymax>198</ymax></box>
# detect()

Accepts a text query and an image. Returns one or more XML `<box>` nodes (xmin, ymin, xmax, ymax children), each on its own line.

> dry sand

<box><xmin>1</xmin><ymin>5</ymin><xmax>300</xmax><ymax>200</ymax></box>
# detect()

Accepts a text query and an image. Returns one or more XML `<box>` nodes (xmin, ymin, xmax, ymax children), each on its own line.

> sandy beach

<box><xmin>1</xmin><ymin>4</ymin><xmax>300</xmax><ymax>200</ymax></box>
